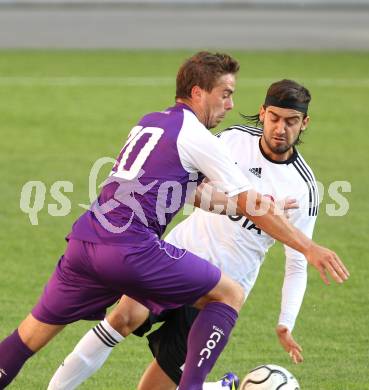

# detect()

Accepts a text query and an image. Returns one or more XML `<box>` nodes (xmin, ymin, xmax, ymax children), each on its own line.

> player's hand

<box><xmin>276</xmin><ymin>197</ymin><xmax>299</xmax><ymax>219</ymax></box>
<box><xmin>305</xmin><ymin>242</ymin><xmax>350</xmax><ymax>285</ymax></box>
<box><xmin>280</xmin><ymin>197</ymin><xmax>299</xmax><ymax>211</ymax></box>
<box><xmin>276</xmin><ymin>325</ymin><xmax>303</xmax><ymax>364</ymax></box>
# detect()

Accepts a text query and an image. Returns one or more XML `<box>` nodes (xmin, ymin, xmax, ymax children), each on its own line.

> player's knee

<box><xmin>225</xmin><ymin>280</ymin><xmax>244</xmax><ymax>312</ymax></box>
<box><xmin>217</xmin><ymin>276</ymin><xmax>244</xmax><ymax>312</ymax></box>
<box><xmin>107</xmin><ymin>311</ymin><xmax>134</xmax><ymax>337</ymax></box>
<box><xmin>197</xmin><ymin>275</ymin><xmax>245</xmax><ymax>313</ymax></box>
<box><xmin>107</xmin><ymin>298</ymin><xmax>149</xmax><ymax>337</ymax></box>
<box><xmin>214</xmin><ymin>273</ymin><xmax>244</xmax><ymax>311</ymax></box>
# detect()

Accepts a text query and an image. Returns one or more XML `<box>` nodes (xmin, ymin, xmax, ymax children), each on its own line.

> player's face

<box><xmin>201</xmin><ymin>74</ymin><xmax>235</xmax><ymax>129</ymax></box>
<box><xmin>260</xmin><ymin>105</ymin><xmax>309</xmax><ymax>161</ymax></box>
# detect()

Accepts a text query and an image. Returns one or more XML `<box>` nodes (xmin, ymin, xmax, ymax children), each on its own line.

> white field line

<box><xmin>0</xmin><ymin>76</ymin><xmax>369</xmax><ymax>87</ymax></box>
<box><xmin>0</xmin><ymin>76</ymin><xmax>174</xmax><ymax>87</ymax></box>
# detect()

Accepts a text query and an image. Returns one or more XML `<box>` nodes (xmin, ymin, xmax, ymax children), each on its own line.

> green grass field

<box><xmin>0</xmin><ymin>51</ymin><xmax>368</xmax><ymax>389</ymax></box>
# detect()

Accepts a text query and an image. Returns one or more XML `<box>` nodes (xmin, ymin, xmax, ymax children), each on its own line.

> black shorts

<box><xmin>133</xmin><ymin>306</ymin><xmax>199</xmax><ymax>385</ymax></box>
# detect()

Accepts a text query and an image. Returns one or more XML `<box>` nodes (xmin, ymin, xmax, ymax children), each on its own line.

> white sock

<box><xmin>48</xmin><ymin>319</ymin><xmax>124</xmax><ymax>390</ymax></box>
<box><xmin>203</xmin><ymin>381</ymin><xmax>224</xmax><ymax>390</ymax></box>
<box><xmin>176</xmin><ymin>381</ymin><xmax>224</xmax><ymax>390</ymax></box>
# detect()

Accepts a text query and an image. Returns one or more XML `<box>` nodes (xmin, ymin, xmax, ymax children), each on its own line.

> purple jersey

<box><xmin>69</xmin><ymin>103</ymin><xmax>251</xmax><ymax>245</ymax></box>
<box><xmin>0</xmin><ymin>103</ymin><xmax>252</xmax><ymax>390</ymax></box>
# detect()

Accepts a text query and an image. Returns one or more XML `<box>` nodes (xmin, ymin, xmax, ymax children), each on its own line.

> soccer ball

<box><xmin>240</xmin><ymin>364</ymin><xmax>300</xmax><ymax>389</ymax></box>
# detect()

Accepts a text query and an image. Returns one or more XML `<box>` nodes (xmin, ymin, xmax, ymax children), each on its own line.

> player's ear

<box><xmin>259</xmin><ymin>104</ymin><xmax>266</xmax><ymax>122</ymax></box>
<box><xmin>191</xmin><ymin>85</ymin><xmax>203</xmax><ymax>102</ymax></box>
<box><xmin>301</xmin><ymin>115</ymin><xmax>310</xmax><ymax>131</ymax></box>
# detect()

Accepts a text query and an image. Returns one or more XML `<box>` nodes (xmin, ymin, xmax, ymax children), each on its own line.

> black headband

<box><xmin>264</xmin><ymin>95</ymin><xmax>309</xmax><ymax>114</ymax></box>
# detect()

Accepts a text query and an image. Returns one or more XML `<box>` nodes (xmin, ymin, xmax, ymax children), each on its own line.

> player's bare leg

<box><xmin>107</xmin><ymin>295</ymin><xmax>149</xmax><ymax>337</ymax></box>
<box><xmin>112</xmin><ymin>268</ymin><xmax>243</xmax><ymax>334</ymax></box>
<box><xmin>18</xmin><ymin>314</ymin><xmax>65</xmax><ymax>352</ymax></box>
<box><xmin>0</xmin><ymin>314</ymin><xmax>65</xmax><ymax>388</ymax></box>
<box><xmin>48</xmin><ymin>296</ymin><xmax>149</xmax><ymax>390</ymax></box>
<box><xmin>138</xmin><ymin>359</ymin><xmax>176</xmax><ymax>390</ymax></box>
<box><xmin>193</xmin><ymin>273</ymin><xmax>244</xmax><ymax>312</ymax></box>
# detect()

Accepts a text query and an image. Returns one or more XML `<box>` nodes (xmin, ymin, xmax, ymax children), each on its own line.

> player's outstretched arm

<box><xmin>193</xmin><ymin>185</ymin><xmax>349</xmax><ymax>284</ymax></box>
<box><xmin>194</xmin><ymin>182</ymin><xmax>349</xmax><ymax>284</ymax></box>
<box><xmin>235</xmin><ymin>190</ymin><xmax>350</xmax><ymax>285</ymax></box>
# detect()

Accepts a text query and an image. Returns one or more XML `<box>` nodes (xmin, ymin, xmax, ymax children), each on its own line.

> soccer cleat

<box><xmin>220</xmin><ymin>372</ymin><xmax>239</xmax><ymax>390</ymax></box>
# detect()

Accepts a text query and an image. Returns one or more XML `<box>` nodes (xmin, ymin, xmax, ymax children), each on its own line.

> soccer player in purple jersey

<box><xmin>0</xmin><ymin>52</ymin><xmax>349</xmax><ymax>390</ymax></box>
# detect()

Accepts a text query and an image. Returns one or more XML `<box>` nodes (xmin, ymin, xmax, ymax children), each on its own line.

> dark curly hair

<box><xmin>241</xmin><ymin>79</ymin><xmax>311</xmax><ymax>129</ymax></box>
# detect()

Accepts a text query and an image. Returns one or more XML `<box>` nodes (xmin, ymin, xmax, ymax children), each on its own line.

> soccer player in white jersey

<box><xmin>49</xmin><ymin>79</ymin><xmax>335</xmax><ymax>390</ymax></box>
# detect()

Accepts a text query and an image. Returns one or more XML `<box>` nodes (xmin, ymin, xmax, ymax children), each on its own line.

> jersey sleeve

<box><xmin>177</xmin><ymin>110</ymin><xmax>252</xmax><ymax>197</ymax></box>
<box><xmin>278</xmin><ymin>198</ymin><xmax>318</xmax><ymax>332</ymax></box>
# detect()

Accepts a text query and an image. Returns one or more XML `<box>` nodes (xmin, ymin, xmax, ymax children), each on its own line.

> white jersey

<box><xmin>165</xmin><ymin>125</ymin><xmax>319</xmax><ymax>331</ymax></box>
<box><xmin>176</xmin><ymin>107</ymin><xmax>253</xmax><ymax>197</ymax></box>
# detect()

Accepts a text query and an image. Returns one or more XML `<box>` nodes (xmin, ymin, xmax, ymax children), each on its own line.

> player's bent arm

<box><xmin>238</xmin><ymin>190</ymin><xmax>351</xmax><ymax>284</ymax></box>
<box><xmin>193</xmin><ymin>179</ymin><xmax>238</xmax><ymax>215</ymax></box>
<box><xmin>193</xmin><ymin>187</ymin><xmax>349</xmax><ymax>285</ymax></box>
<box><xmin>193</xmin><ymin>181</ymin><xmax>298</xmax><ymax>216</ymax></box>
<box><xmin>236</xmin><ymin>190</ymin><xmax>311</xmax><ymax>254</ymax></box>
<box><xmin>193</xmin><ymin>185</ymin><xmax>303</xmax><ymax>249</ymax></box>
